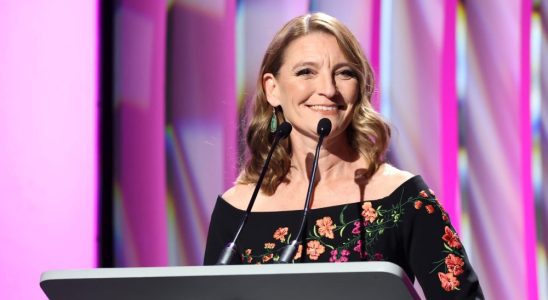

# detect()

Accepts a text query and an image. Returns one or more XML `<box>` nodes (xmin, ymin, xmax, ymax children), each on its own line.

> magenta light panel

<box><xmin>0</xmin><ymin>1</ymin><xmax>99</xmax><ymax>299</ymax></box>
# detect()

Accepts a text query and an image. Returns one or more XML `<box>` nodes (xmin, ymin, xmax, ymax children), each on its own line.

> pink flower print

<box><xmin>353</xmin><ymin>240</ymin><xmax>362</xmax><ymax>254</ymax></box>
<box><xmin>352</xmin><ymin>221</ymin><xmax>362</xmax><ymax>234</ymax></box>
<box><xmin>329</xmin><ymin>249</ymin><xmax>350</xmax><ymax>262</ymax></box>
<box><xmin>329</xmin><ymin>249</ymin><xmax>338</xmax><ymax>262</ymax></box>
<box><xmin>373</xmin><ymin>253</ymin><xmax>384</xmax><ymax>261</ymax></box>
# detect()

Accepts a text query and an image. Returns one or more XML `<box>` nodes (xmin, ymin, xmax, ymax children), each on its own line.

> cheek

<box><xmin>340</xmin><ymin>82</ymin><xmax>359</xmax><ymax>103</ymax></box>
<box><xmin>280</xmin><ymin>82</ymin><xmax>311</xmax><ymax>102</ymax></box>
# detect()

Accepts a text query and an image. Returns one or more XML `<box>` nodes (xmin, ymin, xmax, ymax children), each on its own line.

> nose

<box><xmin>317</xmin><ymin>73</ymin><xmax>337</xmax><ymax>99</ymax></box>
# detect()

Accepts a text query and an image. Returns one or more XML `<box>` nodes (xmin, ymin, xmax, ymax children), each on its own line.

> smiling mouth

<box><xmin>307</xmin><ymin>105</ymin><xmax>341</xmax><ymax>111</ymax></box>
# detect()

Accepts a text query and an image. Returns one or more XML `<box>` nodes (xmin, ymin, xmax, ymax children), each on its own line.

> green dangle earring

<box><xmin>270</xmin><ymin>107</ymin><xmax>277</xmax><ymax>133</ymax></box>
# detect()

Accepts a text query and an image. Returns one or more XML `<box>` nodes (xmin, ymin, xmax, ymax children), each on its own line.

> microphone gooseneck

<box><xmin>216</xmin><ymin>122</ymin><xmax>292</xmax><ymax>265</ymax></box>
<box><xmin>278</xmin><ymin>118</ymin><xmax>332</xmax><ymax>263</ymax></box>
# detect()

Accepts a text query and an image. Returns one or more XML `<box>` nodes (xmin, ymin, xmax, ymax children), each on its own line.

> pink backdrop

<box><xmin>0</xmin><ymin>1</ymin><xmax>98</xmax><ymax>299</ymax></box>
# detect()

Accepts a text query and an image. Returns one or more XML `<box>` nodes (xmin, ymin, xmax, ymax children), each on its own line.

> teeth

<box><xmin>309</xmin><ymin>105</ymin><xmax>337</xmax><ymax>111</ymax></box>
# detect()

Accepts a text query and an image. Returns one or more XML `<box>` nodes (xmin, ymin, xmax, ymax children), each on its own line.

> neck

<box><xmin>288</xmin><ymin>131</ymin><xmax>361</xmax><ymax>182</ymax></box>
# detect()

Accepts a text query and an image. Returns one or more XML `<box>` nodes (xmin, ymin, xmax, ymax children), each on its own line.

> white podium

<box><xmin>40</xmin><ymin>261</ymin><xmax>420</xmax><ymax>299</ymax></box>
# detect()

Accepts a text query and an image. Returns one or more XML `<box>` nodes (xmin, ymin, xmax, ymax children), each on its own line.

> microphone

<box><xmin>277</xmin><ymin>118</ymin><xmax>331</xmax><ymax>263</ymax></box>
<box><xmin>216</xmin><ymin>122</ymin><xmax>292</xmax><ymax>265</ymax></box>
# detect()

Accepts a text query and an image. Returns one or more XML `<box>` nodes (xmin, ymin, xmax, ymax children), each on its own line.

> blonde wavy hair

<box><xmin>238</xmin><ymin>12</ymin><xmax>391</xmax><ymax>195</ymax></box>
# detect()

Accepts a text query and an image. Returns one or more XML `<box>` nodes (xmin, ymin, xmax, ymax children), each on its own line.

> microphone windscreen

<box><xmin>276</xmin><ymin>122</ymin><xmax>292</xmax><ymax>138</ymax></box>
<box><xmin>317</xmin><ymin>118</ymin><xmax>332</xmax><ymax>137</ymax></box>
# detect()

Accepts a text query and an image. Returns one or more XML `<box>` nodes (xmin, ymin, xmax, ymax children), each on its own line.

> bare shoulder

<box><xmin>365</xmin><ymin>163</ymin><xmax>415</xmax><ymax>200</ymax></box>
<box><xmin>379</xmin><ymin>163</ymin><xmax>415</xmax><ymax>184</ymax></box>
<box><xmin>221</xmin><ymin>184</ymin><xmax>254</xmax><ymax>210</ymax></box>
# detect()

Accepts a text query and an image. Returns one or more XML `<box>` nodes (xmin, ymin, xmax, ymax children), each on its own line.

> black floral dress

<box><xmin>204</xmin><ymin>176</ymin><xmax>483</xmax><ymax>299</ymax></box>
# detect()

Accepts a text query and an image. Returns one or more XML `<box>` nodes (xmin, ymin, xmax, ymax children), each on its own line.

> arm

<box><xmin>403</xmin><ymin>188</ymin><xmax>484</xmax><ymax>299</ymax></box>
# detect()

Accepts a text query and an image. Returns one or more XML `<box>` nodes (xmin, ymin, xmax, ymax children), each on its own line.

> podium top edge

<box><xmin>40</xmin><ymin>261</ymin><xmax>406</xmax><ymax>283</ymax></box>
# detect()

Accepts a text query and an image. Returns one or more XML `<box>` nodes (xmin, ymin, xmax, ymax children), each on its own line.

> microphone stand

<box><xmin>277</xmin><ymin>118</ymin><xmax>331</xmax><ymax>263</ymax></box>
<box><xmin>216</xmin><ymin>122</ymin><xmax>292</xmax><ymax>265</ymax></box>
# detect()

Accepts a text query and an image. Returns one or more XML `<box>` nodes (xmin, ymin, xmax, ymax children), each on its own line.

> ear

<box><xmin>263</xmin><ymin>73</ymin><xmax>281</xmax><ymax>107</ymax></box>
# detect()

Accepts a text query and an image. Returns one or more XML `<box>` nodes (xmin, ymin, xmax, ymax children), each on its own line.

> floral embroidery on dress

<box><xmin>361</xmin><ymin>202</ymin><xmax>378</xmax><ymax>223</ymax></box>
<box><xmin>329</xmin><ymin>249</ymin><xmax>350</xmax><ymax>262</ymax></box>
<box><xmin>273</xmin><ymin>227</ymin><xmax>288</xmax><ymax>242</ymax></box>
<box><xmin>416</xmin><ymin>189</ymin><xmax>467</xmax><ymax>292</ymax></box>
<box><xmin>304</xmin><ymin>201</ymin><xmax>406</xmax><ymax>262</ymax></box>
<box><xmin>242</xmin><ymin>193</ymin><xmax>416</xmax><ymax>264</ymax></box>
<box><xmin>241</xmin><ymin>227</ymin><xmax>328</xmax><ymax>263</ymax></box>
<box><xmin>242</xmin><ymin>227</ymin><xmax>292</xmax><ymax>264</ymax></box>
<box><xmin>442</xmin><ymin>226</ymin><xmax>462</xmax><ymax>249</ymax></box>
<box><xmin>316</xmin><ymin>216</ymin><xmax>336</xmax><ymax>239</ymax></box>
<box><xmin>241</xmin><ymin>188</ymin><xmax>468</xmax><ymax>294</ymax></box>
<box><xmin>306</xmin><ymin>240</ymin><xmax>325</xmax><ymax>260</ymax></box>
<box><xmin>295</xmin><ymin>198</ymin><xmax>411</xmax><ymax>262</ymax></box>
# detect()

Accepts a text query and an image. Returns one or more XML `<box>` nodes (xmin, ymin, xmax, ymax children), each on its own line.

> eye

<box><xmin>295</xmin><ymin>68</ymin><xmax>314</xmax><ymax>76</ymax></box>
<box><xmin>337</xmin><ymin>69</ymin><xmax>357</xmax><ymax>80</ymax></box>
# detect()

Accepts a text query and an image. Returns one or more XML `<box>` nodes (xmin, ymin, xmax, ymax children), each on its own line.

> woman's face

<box><xmin>264</xmin><ymin>32</ymin><xmax>359</xmax><ymax>142</ymax></box>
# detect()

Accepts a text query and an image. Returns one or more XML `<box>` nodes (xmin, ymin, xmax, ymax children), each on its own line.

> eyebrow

<box><xmin>291</xmin><ymin>61</ymin><xmax>319</xmax><ymax>70</ymax></box>
<box><xmin>290</xmin><ymin>61</ymin><xmax>354</xmax><ymax>71</ymax></box>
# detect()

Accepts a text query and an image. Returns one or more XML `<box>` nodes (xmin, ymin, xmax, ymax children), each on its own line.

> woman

<box><xmin>204</xmin><ymin>12</ymin><xmax>483</xmax><ymax>299</ymax></box>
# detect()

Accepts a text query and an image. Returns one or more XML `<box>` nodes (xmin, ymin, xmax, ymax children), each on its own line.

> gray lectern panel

<box><xmin>40</xmin><ymin>261</ymin><xmax>420</xmax><ymax>300</ymax></box>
